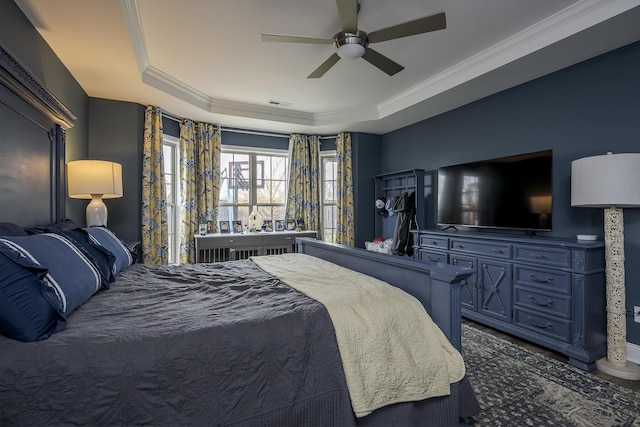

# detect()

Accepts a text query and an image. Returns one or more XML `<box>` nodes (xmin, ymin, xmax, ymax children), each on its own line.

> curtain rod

<box><xmin>160</xmin><ymin>112</ymin><xmax>339</xmax><ymax>140</ymax></box>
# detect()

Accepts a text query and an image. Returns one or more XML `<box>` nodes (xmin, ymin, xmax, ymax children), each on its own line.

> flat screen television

<box><xmin>437</xmin><ymin>150</ymin><xmax>553</xmax><ymax>231</ymax></box>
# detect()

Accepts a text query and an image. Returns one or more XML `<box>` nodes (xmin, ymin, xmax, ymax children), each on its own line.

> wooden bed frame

<box><xmin>297</xmin><ymin>238</ymin><xmax>471</xmax><ymax>349</ymax></box>
<box><xmin>0</xmin><ymin>42</ymin><xmax>472</xmax><ymax>353</ymax></box>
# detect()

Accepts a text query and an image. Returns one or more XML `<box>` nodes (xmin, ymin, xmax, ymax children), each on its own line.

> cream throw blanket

<box><xmin>251</xmin><ymin>253</ymin><xmax>465</xmax><ymax>417</ymax></box>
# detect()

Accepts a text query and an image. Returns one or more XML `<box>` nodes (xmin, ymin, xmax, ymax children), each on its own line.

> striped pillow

<box><xmin>0</xmin><ymin>233</ymin><xmax>102</xmax><ymax>340</ymax></box>
<box><xmin>84</xmin><ymin>227</ymin><xmax>135</xmax><ymax>275</ymax></box>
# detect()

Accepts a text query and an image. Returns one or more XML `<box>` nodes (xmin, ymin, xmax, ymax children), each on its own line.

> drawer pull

<box><xmin>285</xmin><ymin>237</ymin><xmax>292</xmax><ymax>240</ymax></box>
<box><xmin>455</xmin><ymin>244</ymin><xmax>464</xmax><ymax>249</ymax></box>
<box><xmin>529</xmin><ymin>273</ymin><xmax>553</xmax><ymax>283</ymax></box>
<box><xmin>528</xmin><ymin>295</ymin><xmax>553</xmax><ymax>306</ymax></box>
<box><xmin>228</xmin><ymin>239</ymin><xmax>235</xmax><ymax>243</ymax></box>
<box><xmin>494</xmin><ymin>248</ymin><xmax>504</xmax><ymax>254</ymax></box>
<box><xmin>528</xmin><ymin>317</ymin><xmax>553</xmax><ymax>329</ymax></box>
<box><xmin>428</xmin><ymin>255</ymin><xmax>440</xmax><ymax>262</ymax></box>
<box><xmin>533</xmin><ymin>253</ymin><xmax>547</xmax><ymax>260</ymax></box>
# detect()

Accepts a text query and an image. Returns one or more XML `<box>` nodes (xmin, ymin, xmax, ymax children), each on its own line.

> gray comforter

<box><xmin>0</xmin><ymin>260</ymin><xmax>478</xmax><ymax>426</ymax></box>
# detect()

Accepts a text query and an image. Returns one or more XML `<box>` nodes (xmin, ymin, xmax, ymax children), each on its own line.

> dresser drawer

<box><xmin>513</xmin><ymin>265</ymin><xmax>571</xmax><ymax>294</ymax></box>
<box><xmin>197</xmin><ymin>235</ymin><xmax>263</xmax><ymax>249</ymax></box>
<box><xmin>418</xmin><ymin>235</ymin><xmax>448</xmax><ymax>250</ymax></box>
<box><xmin>417</xmin><ymin>248</ymin><xmax>447</xmax><ymax>264</ymax></box>
<box><xmin>514</xmin><ymin>308</ymin><xmax>572</xmax><ymax>343</ymax></box>
<box><xmin>265</xmin><ymin>234</ymin><xmax>298</xmax><ymax>247</ymax></box>
<box><xmin>514</xmin><ymin>245</ymin><xmax>571</xmax><ymax>268</ymax></box>
<box><xmin>449</xmin><ymin>239</ymin><xmax>511</xmax><ymax>259</ymax></box>
<box><xmin>450</xmin><ymin>254</ymin><xmax>476</xmax><ymax>270</ymax></box>
<box><xmin>514</xmin><ymin>286</ymin><xmax>571</xmax><ymax>319</ymax></box>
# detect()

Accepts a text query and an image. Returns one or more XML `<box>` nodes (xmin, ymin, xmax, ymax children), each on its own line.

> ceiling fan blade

<box><xmin>261</xmin><ymin>34</ymin><xmax>333</xmax><ymax>44</ymax></box>
<box><xmin>361</xmin><ymin>48</ymin><xmax>404</xmax><ymax>76</ymax></box>
<box><xmin>308</xmin><ymin>53</ymin><xmax>341</xmax><ymax>79</ymax></box>
<box><xmin>367</xmin><ymin>11</ymin><xmax>446</xmax><ymax>44</ymax></box>
<box><xmin>336</xmin><ymin>0</ymin><xmax>358</xmax><ymax>33</ymax></box>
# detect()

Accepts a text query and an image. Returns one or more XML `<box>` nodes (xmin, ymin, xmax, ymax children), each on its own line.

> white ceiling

<box><xmin>14</xmin><ymin>0</ymin><xmax>640</xmax><ymax>135</ymax></box>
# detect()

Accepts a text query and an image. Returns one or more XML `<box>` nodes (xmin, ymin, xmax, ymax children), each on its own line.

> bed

<box><xmin>0</xmin><ymin>43</ymin><xmax>479</xmax><ymax>426</ymax></box>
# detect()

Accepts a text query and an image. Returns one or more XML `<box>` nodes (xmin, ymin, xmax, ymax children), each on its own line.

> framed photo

<box><xmin>275</xmin><ymin>219</ymin><xmax>285</xmax><ymax>232</ymax></box>
<box><xmin>206</xmin><ymin>221</ymin><xmax>213</xmax><ymax>234</ymax></box>
<box><xmin>219</xmin><ymin>220</ymin><xmax>230</xmax><ymax>233</ymax></box>
<box><xmin>263</xmin><ymin>219</ymin><xmax>273</xmax><ymax>232</ymax></box>
<box><xmin>296</xmin><ymin>218</ymin><xmax>306</xmax><ymax>231</ymax></box>
<box><xmin>232</xmin><ymin>220</ymin><xmax>243</xmax><ymax>233</ymax></box>
<box><xmin>286</xmin><ymin>219</ymin><xmax>296</xmax><ymax>231</ymax></box>
<box><xmin>198</xmin><ymin>223</ymin><xmax>208</xmax><ymax>236</ymax></box>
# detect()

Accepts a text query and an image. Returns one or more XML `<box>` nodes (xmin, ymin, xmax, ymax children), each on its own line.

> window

<box><xmin>218</xmin><ymin>147</ymin><xmax>289</xmax><ymax>228</ymax></box>
<box><xmin>321</xmin><ymin>151</ymin><xmax>337</xmax><ymax>243</ymax></box>
<box><xmin>162</xmin><ymin>135</ymin><xmax>180</xmax><ymax>264</ymax></box>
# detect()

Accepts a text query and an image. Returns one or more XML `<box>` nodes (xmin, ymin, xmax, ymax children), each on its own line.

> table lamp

<box><xmin>67</xmin><ymin>160</ymin><xmax>123</xmax><ymax>227</ymax></box>
<box><xmin>571</xmin><ymin>152</ymin><xmax>640</xmax><ymax>380</ymax></box>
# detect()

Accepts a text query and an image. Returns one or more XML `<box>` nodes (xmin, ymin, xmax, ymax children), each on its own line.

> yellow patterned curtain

<box><xmin>179</xmin><ymin>120</ymin><xmax>221</xmax><ymax>264</ymax></box>
<box><xmin>141</xmin><ymin>106</ymin><xmax>169</xmax><ymax>265</ymax></box>
<box><xmin>335</xmin><ymin>132</ymin><xmax>355</xmax><ymax>246</ymax></box>
<box><xmin>286</xmin><ymin>134</ymin><xmax>321</xmax><ymax>237</ymax></box>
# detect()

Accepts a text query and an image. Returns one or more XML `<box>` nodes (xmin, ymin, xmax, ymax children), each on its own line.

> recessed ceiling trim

<box><xmin>377</xmin><ymin>0</ymin><xmax>639</xmax><ymax>119</ymax></box>
<box><xmin>121</xmin><ymin>0</ymin><xmax>640</xmax><ymax>131</ymax></box>
<box><xmin>211</xmin><ymin>99</ymin><xmax>315</xmax><ymax>126</ymax></box>
<box><xmin>142</xmin><ymin>65</ymin><xmax>212</xmax><ymax>111</ymax></box>
<box><xmin>314</xmin><ymin>106</ymin><xmax>381</xmax><ymax>126</ymax></box>
<box><xmin>120</xmin><ymin>0</ymin><xmax>148</xmax><ymax>74</ymax></box>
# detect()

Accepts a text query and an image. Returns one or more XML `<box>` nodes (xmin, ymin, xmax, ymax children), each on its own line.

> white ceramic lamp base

<box><xmin>86</xmin><ymin>194</ymin><xmax>108</xmax><ymax>227</ymax></box>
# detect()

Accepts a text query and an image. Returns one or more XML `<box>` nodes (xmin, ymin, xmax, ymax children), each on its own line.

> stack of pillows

<box><xmin>0</xmin><ymin>220</ymin><xmax>136</xmax><ymax>342</ymax></box>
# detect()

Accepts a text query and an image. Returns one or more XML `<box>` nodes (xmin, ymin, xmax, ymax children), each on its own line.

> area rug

<box><xmin>461</xmin><ymin>324</ymin><xmax>640</xmax><ymax>426</ymax></box>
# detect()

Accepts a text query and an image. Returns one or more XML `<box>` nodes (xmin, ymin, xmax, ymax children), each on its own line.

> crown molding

<box><xmin>378</xmin><ymin>0</ymin><xmax>640</xmax><ymax>118</ymax></box>
<box><xmin>121</xmin><ymin>0</ymin><xmax>640</xmax><ymax>130</ymax></box>
<box><xmin>0</xmin><ymin>44</ymin><xmax>77</xmax><ymax>129</ymax></box>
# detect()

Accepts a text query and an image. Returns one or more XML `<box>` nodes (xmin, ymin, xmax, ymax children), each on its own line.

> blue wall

<box><xmin>380</xmin><ymin>41</ymin><xmax>640</xmax><ymax>344</ymax></box>
<box><xmin>1</xmin><ymin>1</ymin><xmax>90</xmax><ymax>222</ymax></box>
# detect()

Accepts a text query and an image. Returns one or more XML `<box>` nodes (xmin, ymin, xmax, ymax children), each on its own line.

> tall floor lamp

<box><xmin>68</xmin><ymin>160</ymin><xmax>123</xmax><ymax>227</ymax></box>
<box><xmin>571</xmin><ymin>152</ymin><xmax>640</xmax><ymax>380</ymax></box>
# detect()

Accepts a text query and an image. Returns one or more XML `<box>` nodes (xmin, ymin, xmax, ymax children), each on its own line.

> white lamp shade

<box><xmin>571</xmin><ymin>152</ymin><xmax>640</xmax><ymax>208</ymax></box>
<box><xmin>68</xmin><ymin>160</ymin><xmax>123</xmax><ymax>199</ymax></box>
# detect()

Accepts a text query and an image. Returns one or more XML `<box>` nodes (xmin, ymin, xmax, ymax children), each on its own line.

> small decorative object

<box><xmin>296</xmin><ymin>218</ymin><xmax>306</xmax><ymax>231</ymax></box>
<box><xmin>206</xmin><ymin>221</ymin><xmax>213</xmax><ymax>234</ymax></box>
<box><xmin>219</xmin><ymin>221</ymin><xmax>230</xmax><ymax>233</ymax></box>
<box><xmin>248</xmin><ymin>206</ymin><xmax>262</xmax><ymax>232</ymax></box>
<box><xmin>198</xmin><ymin>224</ymin><xmax>207</xmax><ymax>236</ymax></box>
<box><xmin>275</xmin><ymin>220</ymin><xmax>285</xmax><ymax>232</ymax></box>
<box><xmin>232</xmin><ymin>221</ymin><xmax>243</xmax><ymax>233</ymax></box>
<box><xmin>263</xmin><ymin>219</ymin><xmax>273</xmax><ymax>232</ymax></box>
<box><xmin>286</xmin><ymin>219</ymin><xmax>296</xmax><ymax>231</ymax></box>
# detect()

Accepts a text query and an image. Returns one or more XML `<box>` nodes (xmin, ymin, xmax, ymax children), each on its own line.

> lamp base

<box><xmin>86</xmin><ymin>194</ymin><xmax>108</xmax><ymax>227</ymax></box>
<box><xmin>595</xmin><ymin>357</ymin><xmax>640</xmax><ymax>380</ymax></box>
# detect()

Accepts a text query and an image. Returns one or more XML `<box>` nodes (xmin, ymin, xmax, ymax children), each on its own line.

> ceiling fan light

<box><xmin>337</xmin><ymin>43</ymin><xmax>365</xmax><ymax>59</ymax></box>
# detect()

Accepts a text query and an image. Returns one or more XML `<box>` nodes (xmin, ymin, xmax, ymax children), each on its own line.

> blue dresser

<box><xmin>412</xmin><ymin>230</ymin><xmax>606</xmax><ymax>371</ymax></box>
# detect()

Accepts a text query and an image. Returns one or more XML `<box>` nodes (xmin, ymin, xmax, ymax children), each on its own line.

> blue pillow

<box><xmin>45</xmin><ymin>227</ymin><xmax>116</xmax><ymax>288</ymax></box>
<box><xmin>0</xmin><ymin>222</ymin><xmax>27</xmax><ymax>236</ymax></box>
<box><xmin>84</xmin><ymin>227</ymin><xmax>135</xmax><ymax>275</ymax></box>
<box><xmin>0</xmin><ymin>234</ymin><xmax>102</xmax><ymax>340</ymax></box>
<box><xmin>0</xmin><ymin>251</ymin><xmax>61</xmax><ymax>341</ymax></box>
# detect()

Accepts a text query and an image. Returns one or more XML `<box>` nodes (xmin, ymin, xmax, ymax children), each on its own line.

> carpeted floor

<box><xmin>461</xmin><ymin>324</ymin><xmax>640</xmax><ymax>426</ymax></box>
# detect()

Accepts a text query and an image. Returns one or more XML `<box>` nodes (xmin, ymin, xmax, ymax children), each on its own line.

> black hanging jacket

<box><xmin>391</xmin><ymin>191</ymin><xmax>416</xmax><ymax>256</ymax></box>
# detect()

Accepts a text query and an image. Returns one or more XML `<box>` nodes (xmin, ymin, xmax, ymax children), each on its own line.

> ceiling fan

<box><xmin>261</xmin><ymin>0</ymin><xmax>446</xmax><ymax>78</ymax></box>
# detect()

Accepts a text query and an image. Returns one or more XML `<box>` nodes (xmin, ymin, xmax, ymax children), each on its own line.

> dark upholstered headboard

<box><xmin>0</xmin><ymin>44</ymin><xmax>76</xmax><ymax>227</ymax></box>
